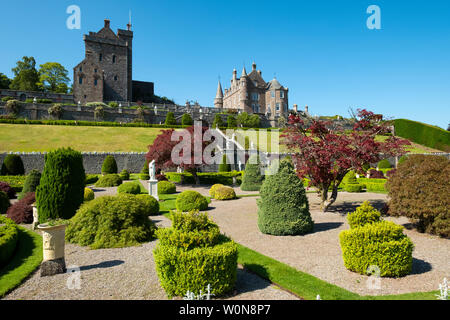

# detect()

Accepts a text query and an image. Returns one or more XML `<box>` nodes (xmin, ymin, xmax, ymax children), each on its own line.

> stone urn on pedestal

<box><xmin>37</xmin><ymin>222</ymin><xmax>67</xmax><ymax>277</ymax></box>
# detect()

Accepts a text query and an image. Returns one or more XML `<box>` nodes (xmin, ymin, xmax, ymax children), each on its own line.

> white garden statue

<box><xmin>149</xmin><ymin>160</ymin><xmax>156</xmax><ymax>181</ymax></box>
<box><xmin>148</xmin><ymin>160</ymin><xmax>159</xmax><ymax>201</ymax></box>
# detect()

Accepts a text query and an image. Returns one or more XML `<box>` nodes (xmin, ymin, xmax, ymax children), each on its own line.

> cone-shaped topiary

<box><xmin>19</xmin><ymin>169</ymin><xmax>41</xmax><ymax>200</ymax></box>
<box><xmin>257</xmin><ymin>158</ymin><xmax>313</xmax><ymax>235</ymax></box>
<box><xmin>218</xmin><ymin>154</ymin><xmax>231</xmax><ymax>172</ymax></box>
<box><xmin>165</xmin><ymin>112</ymin><xmax>176</xmax><ymax>126</ymax></box>
<box><xmin>1</xmin><ymin>154</ymin><xmax>25</xmax><ymax>176</ymax></box>
<box><xmin>101</xmin><ymin>155</ymin><xmax>118</xmax><ymax>174</ymax></box>
<box><xmin>240</xmin><ymin>154</ymin><xmax>264</xmax><ymax>191</ymax></box>
<box><xmin>36</xmin><ymin>148</ymin><xmax>85</xmax><ymax>223</ymax></box>
<box><xmin>119</xmin><ymin>169</ymin><xmax>130</xmax><ymax>181</ymax></box>
<box><xmin>181</xmin><ymin>113</ymin><xmax>193</xmax><ymax>126</ymax></box>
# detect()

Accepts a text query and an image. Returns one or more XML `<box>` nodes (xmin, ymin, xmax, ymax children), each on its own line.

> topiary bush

<box><xmin>377</xmin><ymin>159</ymin><xmax>392</xmax><ymax>169</ymax></box>
<box><xmin>165</xmin><ymin>112</ymin><xmax>176</xmax><ymax>126</ymax></box>
<box><xmin>136</xmin><ymin>194</ymin><xmax>159</xmax><ymax>216</ymax></box>
<box><xmin>214</xmin><ymin>186</ymin><xmax>236</xmax><ymax>200</ymax></box>
<box><xmin>0</xmin><ymin>181</ymin><xmax>16</xmax><ymax>199</ymax></box>
<box><xmin>240</xmin><ymin>154</ymin><xmax>264</xmax><ymax>191</ymax></box>
<box><xmin>140</xmin><ymin>163</ymin><xmax>150</xmax><ymax>180</ymax></box>
<box><xmin>0</xmin><ymin>215</ymin><xmax>19</xmax><ymax>267</ymax></box>
<box><xmin>153</xmin><ymin>210</ymin><xmax>237</xmax><ymax>297</ymax></box>
<box><xmin>119</xmin><ymin>169</ymin><xmax>130</xmax><ymax>181</ymax></box>
<box><xmin>209</xmin><ymin>184</ymin><xmax>224</xmax><ymax>198</ymax></box>
<box><xmin>66</xmin><ymin>194</ymin><xmax>156</xmax><ymax>249</ymax></box>
<box><xmin>6</xmin><ymin>192</ymin><xmax>35</xmax><ymax>224</ymax></box>
<box><xmin>101</xmin><ymin>155</ymin><xmax>118</xmax><ymax>175</ymax></box>
<box><xmin>347</xmin><ymin>201</ymin><xmax>381</xmax><ymax>229</ymax></box>
<box><xmin>339</xmin><ymin>220</ymin><xmax>414</xmax><ymax>277</ymax></box>
<box><xmin>345</xmin><ymin>183</ymin><xmax>363</xmax><ymax>193</ymax></box>
<box><xmin>18</xmin><ymin>169</ymin><xmax>41</xmax><ymax>200</ymax></box>
<box><xmin>176</xmin><ymin>190</ymin><xmax>208</xmax><ymax>212</ymax></box>
<box><xmin>84</xmin><ymin>188</ymin><xmax>95</xmax><ymax>202</ymax></box>
<box><xmin>158</xmin><ymin>181</ymin><xmax>176</xmax><ymax>194</ymax></box>
<box><xmin>156</xmin><ymin>173</ymin><xmax>168</xmax><ymax>181</ymax></box>
<box><xmin>95</xmin><ymin>174</ymin><xmax>122</xmax><ymax>187</ymax></box>
<box><xmin>1</xmin><ymin>154</ymin><xmax>25</xmax><ymax>176</ymax></box>
<box><xmin>0</xmin><ymin>191</ymin><xmax>11</xmax><ymax>214</ymax></box>
<box><xmin>36</xmin><ymin>148</ymin><xmax>85</xmax><ymax>223</ymax></box>
<box><xmin>181</xmin><ymin>113</ymin><xmax>193</xmax><ymax>126</ymax></box>
<box><xmin>118</xmin><ymin>182</ymin><xmax>141</xmax><ymax>195</ymax></box>
<box><xmin>257</xmin><ymin>158</ymin><xmax>313</xmax><ymax>235</ymax></box>
<box><xmin>386</xmin><ymin>155</ymin><xmax>450</xmax><ymax>238</ymax></box>
<box><xmin>85</xmin><ymin>174</ymin><xmax>99</xmax><ymax>185</ymax></box>
<box><xmin>397</xmin><ymin>155</ymin><xmax>408</xmax><ymax>166</ymax></box>
<box><xmin>218</xmin><ymin>154</ymin><xmax>231</xmax><ymax>172</ymax></box>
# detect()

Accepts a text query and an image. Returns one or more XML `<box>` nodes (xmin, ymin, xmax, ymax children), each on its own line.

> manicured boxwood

<box><xmin>158</xmin><ymin>181</ymin><xmax>176</xmax><ymax>194</ymax></box>
<box><xmin>66</xmin><ymin>194</ymin><xmax>156</xmax><ymax>249</ymax></box>
<box><xmin>218</xmin><ymin>154</ymin><xmax>231</xmax><ymax>172</ymax></box>
<box><xmin>6</xmin><ymin>192</ymin><xmax>35</xmax><ymax>224</ymax></box>
<box><xmin>0</xmin><ymin>191</ymin><xmax>11</xmax><ymax>214</ymax></box>
<box><xmin>176</xmin><ymin>190</ymin><xmax>208</xmax><ymax>212</ymax></box>
<box><xmin>95</xmin><ymin>174</ymin><xmax>122</xmax><ymax>187</ymax></box>
<box><xmin>365</xmin><ymin>182</ymin><xmax>387</xmax><ymax>193</ymax></box>
<box><xmin>136</xmin><ymin>194</ymin><xmax>160</xmax><ymax>216</ymax></box>
<box><xmin>84</xmin><ymin>188</ymin><xmax>95</xmax><ymax>201</ymax></box>
<box><xmin>0</xmin><ymin>176</ymin><xmax>26</xmax><ymax>194</ymax></box>
<box><xmin>377</xmin><ymin>159</ymin><xmax>392</xmax><ymax>169</ymax></box>
<box><xmin>118</xmin><ymin>182</ymin><xmax>141</xmax><ymax>195</ymax></box>
<box><xmin>119</xmin><ymin>169</ymin><xmax>130</xmax><ymax>181</ymax></box>
<box><xmin>0</xmin><ymin>216</ymin><xmax>19</xmax><ymax>267</ymax></box>
<box><xmin>140</xmin><ymin>163</ymin><xmax>150</xmax><ymax>180</ymax></box>
<box><xmin>347</xmin><ymin>201</ymin><xmax>381</xmax><ymax>229</ymax></box>
<box><xmin>214</xmin><ymin>186</ymin><xmax>236</xmax><ymax>200</ymax></box>
<box><xmin>209</xmin><ymin>184</ymin><xmax>224</xmax><ymax>198</ymax></box>
<box><xmin>165</xmin><ymin>112</ymin><xmax>176</xmax><ymax>126</ymax></box>
<box><xmin>345</xmin><ymin>183</ymin><xmax>363</xmax><ymax>193</ymax></box>
<box><xmin>18</xmin><ymin>170</ymin><xmax>41</xmax><ymax>200</ymax></box>
<box><xmin>165</xmin><ymin>171</ymin><xmax>242</xmax><ymax>185</ymax></box>
<box><xmin>85</xmin><ymin>174</ymin><xmax>99</xmax><ymax>185</ymax></box>
<box><xmin>101</xmin><ymin>155</ymin><xmax>118</xmax><ymax>174</ymax></box>
<box><xmin>181</xmin><ymin>113</ymin><xmax>193</xmax><ymax>126</ymax></box>
<box><xmin>1</xmin><ymin>154</ymin><xmax>25</xmax><ymax>176</ymax></box>
<box><xmin>0</xmin><ymin>181</ymin><xmax>16</xmax><ymax>199</ymax></box>
<box><xmin>240</xmin><ymin>155</ymin><xmax>264</xmax><ymax>191</ymax></box>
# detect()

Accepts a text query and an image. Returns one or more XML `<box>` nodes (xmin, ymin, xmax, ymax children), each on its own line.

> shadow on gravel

<box><xmin>79</xmin><ymin>260</ymin><xmax>124</xmax><ymax>271</ymax></box>
<box><xmin>411</xmin><ymin>258</ymin><xmax>432</xmax><ymax>275</ymax></box>
<box><xmin>326</xmin><ymin>199</ymin><xmax>386</xmax><ymax>214</ymax></box>
<box><xmin>313</xmin><ymin>222</ymin><xmax>343</xmax><ymax>233</ymax></box>
<box><xmin>234</xmin><ymin>267</ymin><xmax>270</xmax><ymax>294</ymax></box>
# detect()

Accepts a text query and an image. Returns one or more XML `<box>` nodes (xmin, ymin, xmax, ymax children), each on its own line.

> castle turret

<box><xmin>214</xmin><ymin>80</ymin><xmax>223</xmax><ymax>109</ymax></box>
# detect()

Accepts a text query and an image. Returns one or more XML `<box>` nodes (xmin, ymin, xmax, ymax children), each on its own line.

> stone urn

<box><xmin>37</xmin><ymin>223</ymin><xmax>67</xmax><ymax>277</ymax></box>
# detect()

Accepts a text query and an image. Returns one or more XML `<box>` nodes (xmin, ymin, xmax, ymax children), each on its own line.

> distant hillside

<box><xmin>394</xmin><ymin>119</ymin><xmax>450</xmax><ymax>152</ymax></box>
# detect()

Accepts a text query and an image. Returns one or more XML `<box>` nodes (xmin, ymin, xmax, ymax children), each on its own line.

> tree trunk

<box><xmin>192</xmin><ymin>172</ymin><xmax>200</xmax><ymax>185</ymax></box>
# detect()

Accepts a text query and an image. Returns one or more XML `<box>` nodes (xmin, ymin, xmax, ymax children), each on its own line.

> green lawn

<box><xmin>0</xmin><ymin>124</ymin><xmax>164</xmax><ymax>152</ymax></box>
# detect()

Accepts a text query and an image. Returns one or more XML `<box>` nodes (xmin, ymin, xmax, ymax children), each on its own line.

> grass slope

<box><xmin>394</xmin><ymin>119</ymin><xmax>450</xmax><ymax>152</ymax></box>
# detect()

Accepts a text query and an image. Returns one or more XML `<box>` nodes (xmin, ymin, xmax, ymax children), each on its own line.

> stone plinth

<box><xmin>37</xmin><ymin>223</ymin><xmax>67</xmax><ymax>277</ymax></box>
<box><xmin>148</xmin><ymin>179</ymin><xmax>159</xmax><ymax>201</ymax></box>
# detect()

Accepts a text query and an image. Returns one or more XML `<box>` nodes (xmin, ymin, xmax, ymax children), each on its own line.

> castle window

<box><xmin>79</xmin><ymin>67</ymin><xmax>82</xmax><ymax>72</ymax></box>
<box><xmin>251</xmin><ymin>92</ymin><xmax>259</xmax><ymax>101</ymax></box>
<box><xmin>94</xmin><ymin>69</ymin><xmax>97</xmax><ymax>73</ymax></box>
<box><xmin>94</xmin><ymin>79</ymin><xmax>98</xmax><ymax>86</ymax></box>
<box><xmin>280</xmin><ymin>91</ymin><xmax>284</xmax><ymax>99</ymax></box>
<box><xmin>271</xmin><ymin>91</ymin><xmax>275</xmax><ymax>98</ymax></box>
<box><xmin>99</xmin><ymin>54</ymin><xmax>103</xmax><ymax>62</ymax></box>
<box><xmin>114</xmin><ymin>75</ymin><xmax>118</xmax><ymax>81</ymax></box>
<box><xmin>112</xmin><ymin>55</ymin><xmax>116</xmax><ymax>63</ymax></box>
<box><xmin>79</xmin><ymin>76</ymin><xmax>83</xmax><ymax>85</ymax></box>
<box><xmin>276</xmin><ymin>103</ymin><xmax>280</xmax><ymax>111</ymax></box>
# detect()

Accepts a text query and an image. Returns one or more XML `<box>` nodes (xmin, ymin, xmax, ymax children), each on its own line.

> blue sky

<box><xmin>0</xmin><ymin>0</ymin><xmax>449</xmax><ymax>129</ymax></box>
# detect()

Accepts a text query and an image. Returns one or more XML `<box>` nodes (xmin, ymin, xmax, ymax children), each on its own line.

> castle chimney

<box><xmin>257</xmin><ymin>70</ymin><xmax>262</xmax><ymax>76</ymax></box>
<box><xmin>104</xmin><ymin>19</ymin><xmax>110</xmax><ymax>28</ymax></box>
<box><xmin>293</xmin><ymin>104</ymin><xmax>298</xmax><ymax>112</ymax></box>
<box><xmin>252</xmin><ymin>62</ymin><xmax>257</xmax><ymax>71</ymax></box>
<box><xmin>305</xmin><ymin>105</ymin><xmax>309</xmax><ymax>113</ymax></box>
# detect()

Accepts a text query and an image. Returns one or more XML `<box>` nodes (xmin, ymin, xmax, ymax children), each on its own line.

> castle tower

<box><xmin>214</xmin><ymin>80</ymin><xmax>223</xmax><ymax>108</ymax></box>
<box><xmin>240</xmin><ymin>66</ymin><xmax>248</xmax><ymax>110</ymax></box>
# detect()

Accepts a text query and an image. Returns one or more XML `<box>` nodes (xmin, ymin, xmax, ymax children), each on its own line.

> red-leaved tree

<box><xmin>281</xmin><ymin>109</ymin><xmax>410</xmax><ymax>212</ymax></box>
<box><xmin>145</xmin><ymin>126</ymin><xmax>210</xmax><ymax>185</ymax></box>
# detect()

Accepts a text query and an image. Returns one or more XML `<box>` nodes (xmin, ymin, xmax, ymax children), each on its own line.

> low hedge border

<box><xmin>165</xmin><ymin>171</ymin><xmax>243</xmax><ymax>185</ymax></box>
<box><xmin>0</xmin><ymin>216</ymin><xmax>19</xmax><ymax>266</ymax></box>
<box><xmin>0</xmin><ymin>176</ymin><xmax>26</xmax><ymax>193</ymax></box>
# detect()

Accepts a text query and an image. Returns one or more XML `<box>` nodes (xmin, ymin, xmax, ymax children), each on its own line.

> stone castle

<box><xmin>73</xmin><ymin>19</ymin><xmax>154</xmax><ymax>104</ymax></box>
<box><xmin>214</xmin><ymin>62</ymin><xmax>289</xmax><ymax>118</ymax></box>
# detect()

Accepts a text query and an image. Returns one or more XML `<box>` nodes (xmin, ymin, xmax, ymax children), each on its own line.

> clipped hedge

<box><xmin>101</xmin><ymin>155</ymin><xmax>118</xmax><ymax>174</ymax></box>
<box><xmin>85</xmin><ymin>174</ymin><xmax>99</xmax><ymax>185</ymax></box>
<box><xmin>0</xmin><ymin>191</ymin><xmax>11</xmax><ymax>214</ymax></box>
<box><xmin>95</xmin><ymin>174</ymin><xmax>122</xmax><ymax>187</ymax></box>
<box><xmin>345</xmin><ymin>183</ymin><xmax>363</xmax><ymax>193</ymax></box>
<box><xmin>176</xmin><ymin>190</ymin><xmax>208</xmax><ymax>212</ymax></box>
<box><xmin>209</xmin><ymin>184</ymin><xmax>224</xmax><ymax>198</ymax></box>
<box><xmin>347</xmin><ymin>201</ymin><xmax>381</xmax><ymax>229</ymax></box>
<box><xmin>0</xmin><ymin>176</ymin><xmax>26</xmax><ymax>193</ymax></box>
<box><xmin>377</xmin><ymin>159</ymin><xmax>391</xmax><ymax>169</ymax></box>
<box><xmin>136</xmin><ymin>194</ymin><xmax>160</xmax><ymax>216</ymax></box>
<box><xmin>18</xmin><ymin>170</ymin><xmax>41</xmax><ymax>200</ymax></box>
<box><xmin>84</xmin><ymin>188</ymin><xmax>95</xmax><ymax>201</ymax></box>
<box><xmin>0</xmin><ymin>216</ymin><xmax>19</xmax><ymax>267</ymax></box>
<box><xmin>240</xmin><ymin>155</ymin><xmax>264</xmax><ymax>191</ymax></box>
<box><xmin>158</xmin><ymin>181</ymin><xmax>176</xmax><ymax>194</ymax></box>
<box><xmin>214</xmin><ymin>186</ymin><xmax>236</xmax><ymax>200</ymax></box>
<box><xmin>1</xmin><ymin>154</ymin><xmax>25</xmax><ymax>176</ymax></box>
<box><xmin>118</xmin><ymin>182</ymin><xmax>141</xmax><ymax>195</ymax></box>
<box><xmin>165</xmin><ymin>171</ymin><xmax>242</xmax><ymax>186</ymax></box>
<box><xmin>218</xmin><ymin>154</ymin><xmax>231</xmax><ymax>172</ymax></box>
<box><xmin>119</xmin><ymin>169</ymin><xmax>130</xmax><ymax>181</ymax></box>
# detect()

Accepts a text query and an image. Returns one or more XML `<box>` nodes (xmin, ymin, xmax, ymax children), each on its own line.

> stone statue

<box><xmin>149</xmin><ymin>160</ymin><xmax>156</xmax><ymax>181</ymax></box>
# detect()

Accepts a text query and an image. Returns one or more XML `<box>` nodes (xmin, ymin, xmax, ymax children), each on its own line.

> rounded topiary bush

<box><xmin>36</xmin><ymin>148</ymin><xmax>85</xmax><ymax>223</ymax></box>
<box><xmin>136</xmin><ymin>194</ymin><xmax>160</xmax><ymax>216</ymax></box>
<box><xmin>102</xmin><ymin>155</ymin><xmax>118</xmax><ymax>175</ymax></box>
<box><xmin>0</xmin><ymin>191</ymin><xmax>11</xmax><ymax>214</ymax></box>
<box><xmin>6</xmin><ymin>192</ymin><xmax>35</xmax><ymax>224</ymax></box>
<box><xmin>0</xmin><ymin>215</ymin><xmax>19</xmax><ymax>267</ymax></box>
<box><xmin>209</xmin><ymin>184</ymin><xmax>224</xmax><ymax>198</ymax></box>
<box><xmin>118</xmin><ymin>182</ymin><xmax>141</xmax><ymax>195</ymax></box>
<box><xmin>345</xmin><ymin>183</ymin><xmax>363</xmax><ymax>193</ymax></box>
<box><xmin>158</xmin><ymin>181</ymin><xmax>176</xmax><ymax>194</ymax></box>
<box><xmin>176</xmin><ymin>190</ymin><xmax>208</xmax><ymax>212</ymax></box>
<box><xmin>119</xmin><ymin>169</ymin><xmax>130</xmax><ymax>181</ymax></box>
<box><xmin>84</xmin><ymin>188</ymin><xmax>95</xmax><ymax>202</ymax></box>
<box><xmin>0</xmin><ymin>181</ymin><xmax>16</xmax><ymax>199</ymax></box>
<box><xmin>165</xmin><ymin>112</ymin><xmax>176</xmax><ymax>126</ymax></box>
<box><xmin>95</xmin><ymin>174</ymin><xmax>122</xmax><ymax>187</ymax></box>
<box><xmin>153</xmin><ymin>211</ymin><xmax>237</xmax><ymax>297</ymax></box>
<box><xmin>66</xmin><ymin>194</ymin><xmax>156</xmax><ymax>249</ymax></box>
<box><xmin>1</xmin><ymin>154</ymin><xmax>25</xmax><ymax>176</ymax></box>
<box><xmin>377</xmin><ymin>159</ymin><xmax>392</xmax><ymax>169</ymax></box>
<box><xmin>386</xmin><ymin>155</ymin><xmax>450</xmax><ymax>238</ymax></box>
<box><xmin>181</xmin><ymin>113</ymin><xmax>193</xmax><ymax>126</ymax></box>
<box><xmin>140</xmin><ymin>163</ymin><xmax>150</xmax><ymax>180</ymax></box>
<box><xmin>347</xmin><ymin>201</ymin><xmax>381</xmax><ymax>229</ymax></box>
<box><xmin>339</xmin><ymin>220</ymin><xmax>414</xmax><ymax>277</ymax></box>
<box><xmin>240</xmin><ymin>154</ymin><xmax>264</xmax><ymax>191</ymax></box>
<box><xmin>214</xmin><ymin>186</ymin><xmax>236</xmax><ymax>200</ymax></box>
<box><xmin>257</xmin><ymin>158</ymin><xmax>313</xmax><ymax>235</ymax></box>
<box><xmin>85</xmin><ymin>174</ymin><xmax>99</xmax><ymax>185</ymax></box>
<box><xmin>19</xmin><ymin>169</ymin><xmax>41</xmax><ymax>200</ymax></box>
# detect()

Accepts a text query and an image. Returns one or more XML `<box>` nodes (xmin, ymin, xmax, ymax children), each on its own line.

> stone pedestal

<box><xmin>148</xmin><ymin>179</ymin><xmax>159</xmax><ymax>201</ymax></box>
<box><xmin>37</xmin><ymin>224</ymin><xmax>67</xmax><ymax>277</ymax></box>
<box><xmin>31</xmin><ymin>203</ymin><xmax>38</xmax><ymax>230</ymax></box>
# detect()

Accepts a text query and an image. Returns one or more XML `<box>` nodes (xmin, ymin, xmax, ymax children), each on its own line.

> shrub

<box><xmin>345</xmin><ymin>183</ymin><xmax>363</xmax><ymax>193</ymax></box>
<box><xmin>342</xmin><ymin>171</ymin><xmax>357</xmax><ymax>185</ymax></box>
<box><xmin>209</xmin><ymin>184</ymin><xmax>224</xmax><ymax>198</ymax></box>
<box><xmin>94</xmin><ymin>106</ymin><xmax>104</xmax><ymax>119</ymax></box>
<box><xmin>1</xmin><ymin>96</ymin><xmax>14</xmax><ymax>102</ymax></box>
<box><xmin>368</xmin><ymin>169</ymin><xmax>385</xmax><ymax>179</ymax></box>
<box><xmin>0</xmin><ymin>215</ymin><xmax>19</xmax><ymax>266</ymax></box>
<box><xmin>101</xmin><ymin>155</ymin><xmax>118</xmax><ymax>174</ymax></box>
<box><xmin>84</xmin><ymin>188</ymin><xmax>95</xmax><ymax>201</ymax></box>
<box><xmin>339</xmin><ymin>220</ymin><xmax>414</xmax><ymax>277</ymax></box>
<box><xmin>176</xmin><ymin>190</ymin><xmax>208</xmax><ymax>212</ymax></box>
<box><xmin>397</xmin><ymin>155</ymin><xmax>408</xmax><ymax>166</ymax></box>
<box><xmin>108</xmin><ymin>102</ymin><xmax>119</xmax><ymax>108</ymax></box>
<box><xmin>365</xmin><ymin>182</ymin><xmax>387</xmax><ymax>193</ymax></box>
<box><xmin>140</xmin><ymin>163</ymin><xmax>150</xmax><ymax>180</ymax></box>
<box><xmin>386</xmin><ymin>155</ymin><xmax>450</xmax><ymax>238</ymax></box>
<box><xmin>257</xmin><ymin>158</ymin><xmax>313</xmax><ymax>235</ymax></box>
<box><xmin>136</xmin><ymin>194</ymin><xmax>159</xmax><ymax>216</ymax></box>
<box><xmin>153</xmin><ymin>211</ymin><xmax>237</xmax><ymax>297</ymax></box>
<box><xmin>212</xmin><ymin>114</ymin><xmax>223</xmax><ymax>128</ymax></box>
<box><xmin>85</xmin><ymin>174</ymin><xmax>99</xmax><ymax>185</ymax></box>
<box><xmin>386</xmin><ymin>169</ymin><xmax>397</xmax><ymax>179</ymax></box>
<box><xmin>0</xmin><ymin>176</ymin><xmax>26</xmax><ymax>194</ymax></box>
<box><xmin>18</xmin><ymin>169</ymin><xmax>41</xmax><ymax>200</ymax></box>
<box><xmin>1</xmin><ymin>154</ymin><xmax>25</xmax><ymax>176</ymax></box>
<box><xmin>6</xmin><ymin>192</ymin><xmax>35</xmax><ymax>224</ymax></box>
<box><xmin>218</xmin><ymin>154</ymin><xmax>231</xmax><ymax>172</ymax></box>
<box><xmin>0</xmin><ymin>191</ymin><xmax>11</xmax><ymax>214</ymax></box>
<box><xmin>240</xmin><ymin>154</ymin><xmax>264</xmax><ymax>191</ymax></box>
<box><xmin>66</xmin><ymin>194</ymin><xmax>156</xmax><ymax>249</ymax></box>
<box><xmin>181</xmin><ymin>114</ymin><xmax>193</xmax><ymax>126</ymax></box>
<box><xmin>156</xmin><ymin>174</ymin><xmax>168</xmax><ymax>181</ymax></box>
<box><xmin>36</xmin><ymin>148</ymin><xmax>85</xmax><ymax>223</ymax></box>
<box><xmin>118</xmin><ymin>182</ymin><xmax>141</xmax><ymax>195</ymax></box>
<box><xmin>165</xmin><ymin>112</ymin><xmax>176</xmax><ymax>126</ymax></box>
<box><xmin>158</xmin><ymin>181</ymin><xmax>176</xmax><ymax>194</ymax></box>
<box><xmin>5</xmin><ymin>100</ymin><xmax>22</xmax><ymax>115</ymax></box>
<box><xmin>119</xmin><ymin>169</ymin><xmax>130</xmax><ymax>181</ymax></box>
<box><xmin>0</xmin><ymin>181</ymin><xmax>16</xmax><ymax>199</ymax></box>
<box><xmin>227</xmin><ymin>115</ymin><xmax>237</xmax><ymax>128</ymax></box>
<box><xmin>95</xmin><ymin>174</ymin><xmax>122</xmax><ymax>187</ymax></box>
<box><xmin>377</xmin><ymin>159</ymin><xmax>391</xmax><ymax>169</ymax></box>
<box><xmin>214</xmin><ymin>186</ymin><xmax>236</xmax><ymax>200</ymax></box>
<box><xmin>347</xmin><ymin>201</ymin><xmax>381</xmax><ymax>229</ymax></box>
<box><xmin>48</xmin><ymin>104</ymin><xmax>63</xmax><ymax>119</ymax></box>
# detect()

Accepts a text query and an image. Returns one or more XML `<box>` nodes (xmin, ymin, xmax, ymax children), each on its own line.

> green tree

<box><xmin>0</xmin><ymin>73</ymin><xmax>11</xmax><ymax>89</ymax></box>
<box><xmin>212</xmin><ymin>114</ymin><xmax>224</xmax><ymax>128</ymax></box>
<box><xmin>240</xmin><ymin>154</ymin><xmax>264</xmax><ymax>191</ymax></box>
<box><xmin>181</xmin><ymin>113</ymin><xmax>193</xmax><ymax>126</ymax></box>
<box><xmin>38</xmin><ymin>62</ymin><xmax>70</xmax><ymax>93</ymax></box>
<box><xmin>237</xmin><ymin>112</ymin><xmax>250</xmax><ymax>127</ymax></box>
<box><xmin>165</xmin><ymin>112</ymin><xmax>176</xmax><ymax>126</ymax></box>
<box><xmin>10</xmin><ymin>56</ymin><xmax>40</xmax><ymax>91</ymax></box>
<box><xmin>227</xmin><ymin>115</ymin><xmax>237</xmax><ymax>128</ymax></box>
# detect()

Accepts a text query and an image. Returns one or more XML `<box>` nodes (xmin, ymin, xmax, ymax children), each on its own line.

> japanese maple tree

<box><xmin>281</xmin><ymin>109</ymin><xmax>410</xmax><ymax>212</ymax></box>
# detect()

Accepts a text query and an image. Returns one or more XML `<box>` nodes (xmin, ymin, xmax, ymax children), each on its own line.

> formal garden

<box><xmin>0</xmin><ymin>109</ymin><xmax>449</xmax><ymax>301</ymax></box>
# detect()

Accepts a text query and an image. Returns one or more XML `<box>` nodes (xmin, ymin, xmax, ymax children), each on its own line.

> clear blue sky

<box><xmin>0</xmin><ymin>0</ymin><xmax>449</xmax><ymax>129</ymax></box>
